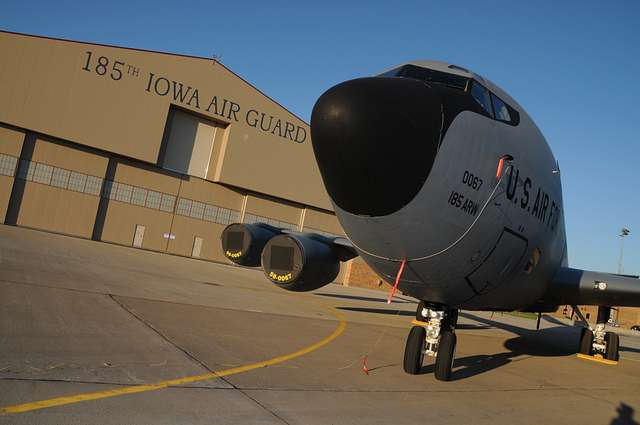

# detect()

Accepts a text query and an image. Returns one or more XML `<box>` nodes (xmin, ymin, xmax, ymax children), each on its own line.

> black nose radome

<box><xmin>310</xmin><ymin>77</ymin><xmax>442</xmax><ymax>217</ymax></box>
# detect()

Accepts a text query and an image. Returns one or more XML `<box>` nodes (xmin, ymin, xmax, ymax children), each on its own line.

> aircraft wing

<box><xmin>330</xmin><ymin>236</ymin><xmax>359</xmax><ymax>261</ymax></box>
<box><xmin>544</xmin><ymin>267</ymin><xmax>640</xmax><ymax>307</ymax></box>
<box><xmin>282</xmin><ymin>230</ymin><xmax>358</xmax><ymax>262</ymax></box>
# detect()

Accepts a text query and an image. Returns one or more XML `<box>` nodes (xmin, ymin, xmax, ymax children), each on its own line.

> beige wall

<box><xmin>0</xmin><ymin>125</ymin><xmax>25</xmax><ymax>156</ymax></box>
<box><xmin>0</xmin><ymin>31</ymin><xmax>333</xmax><ymax>210</ymax></box>
<box><xmin>31</xmin><ymin>137</ymin><xmax>108</xmax><ymax>175</ymax></box>
<box><xmin>302</xmin><ymin>208</ymin><xmax>344</xmax><ymax>235</ymax></box>
<box><xmin>617</xmin><ymin>307</ymin><xmax>640</xmax><ymax>328</ymax></box>
<box><xmin>100</xmin><ymin>161</ymin><xmax>179</xmax><ymax>250</ymax></box>
<box><xmin>100</xmin><ymin>162</ymin><xmax>243</xmax><ymax>258</ymax></box>
<box><xmin>346</xmin><ymin>258</ymin><xmax>387</xmax><ymax>291</ymax></box>
<box><xmin>0</xmin><ymin>125</ymin><xmax>24</xmax><ymax>222</ymax></box>
<box><xmin>16</xmin><ymin>139</ymin><xmax>107</xmax><ymax>238</ymax></box>
<box><xmin>100</xmin><ymin>201</ymin><xmax>174</xmax><ymax>251</ymax></box>
<box><xmin>0</xmin><ymin>176</ymin><xmax>14</xmax><ymax>223</ymax></box>
<box><xmin>245</xmin><ymin>195</ymin><xmax>302</xmax><ymax>228</ymax></box>
<box><xmin>17</xmin><ymin>183</ymin><xmax>100</xmax><ymax>238</ymax></box>
<box><xmin>177</xmin><ymin>175</ymin><xmax>244</xmax><ymax>210</ymax></box>
<box><xmin>114</xmin><ymin>160</ymin><xmax>181</xmax><ymax>195</ymax></box>
<box><xmin>166</xmin><ymin>175</ymin><xmax>243</xmax><ymax>262</ymax></box>
<box><xmin>166</xmin><ymin>217</ymin><xmax>228</xmax><ymax>262</ymax></box>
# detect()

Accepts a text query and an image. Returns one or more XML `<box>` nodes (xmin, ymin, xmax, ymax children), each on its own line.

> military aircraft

<box><xmin>221</xmin><ymin>61</ymin><xmax>640</xmax><ymax>381</ymax></box>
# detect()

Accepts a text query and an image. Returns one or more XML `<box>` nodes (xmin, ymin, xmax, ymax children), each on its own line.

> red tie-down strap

<box><xmin>387</xmin><ymin>259</ymin><xmax>407</xmax><ymax>304</ymax></box>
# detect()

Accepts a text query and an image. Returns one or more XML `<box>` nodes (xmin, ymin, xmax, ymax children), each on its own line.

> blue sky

<box><xmin>2</xmin><ymin>0</ymin><xmax>639</xmax><ymax>275</ymax></box>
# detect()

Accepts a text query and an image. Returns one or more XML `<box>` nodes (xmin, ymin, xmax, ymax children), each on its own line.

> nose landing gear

<box><xmin>403</xmin><ymin>302</ymin><xmax>458</xmax><ymax>381</ymax></box>
<box><xmin>575</xmin><ymin>305</ymin><xmax>620</xmax><ymax>362</ymax></box>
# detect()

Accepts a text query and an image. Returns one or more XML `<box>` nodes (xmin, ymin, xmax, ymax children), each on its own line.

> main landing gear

<box><xmin>576</xmin><ymin>305</ymin><xmax>619</xmax><ymax>361</ymax></box>
<box><xmin>403</xmin><ymin>301</ymin><xmax>458</xmax><ymax>381</ymax></box>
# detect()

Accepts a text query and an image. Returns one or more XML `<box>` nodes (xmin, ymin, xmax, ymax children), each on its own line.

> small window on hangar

<box><xmin>160</xmin><ymin>108</ymin><xmax>219</xmax><ymax>179</ymax></box>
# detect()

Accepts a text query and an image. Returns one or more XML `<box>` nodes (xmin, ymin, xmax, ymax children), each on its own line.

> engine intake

<box><xmin>262</xmin><ymin>233</ymin><xmax>340</xmax><ymax>292</ymax></box>
<box><xmin>221</xmin><ymin>223</ymin><xmax>281</xmax><ymax>267</ymax></box>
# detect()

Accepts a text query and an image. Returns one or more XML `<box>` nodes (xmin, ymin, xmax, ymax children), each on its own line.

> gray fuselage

<box><xmin>310</xmin><ymin>61</ymin><xmax>567</xmax><ymax>311</ymax></box>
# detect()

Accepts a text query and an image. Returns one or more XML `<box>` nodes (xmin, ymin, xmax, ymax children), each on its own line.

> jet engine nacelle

<box><xmin>221</xmin><ymin>223</ymin><xmax>282</xmax><ymax>267</ymax></box>
<box><xmin>261</xmin><ymin>233</ymin><xmax>340</xmax><ymax>292</ymax></box>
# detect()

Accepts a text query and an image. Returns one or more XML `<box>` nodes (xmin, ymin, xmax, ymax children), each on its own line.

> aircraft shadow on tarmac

<box><xmin>335</xmin><ymin>307</ymin><xmax>640</xmax><ymax>380</ymax></box>
<box><xmin>419</xmin><ymin>312</ymin><xmax>580</xmax><ymax>380</ymax></box>
<box><xmin>316</xmin><ymin>293</ymin><xmax>414</xmax><ymax>304</ymax></box>
<box><xmin>543</xmin><ymin>314</ymin><xmax>640</xmax><ymax>355</ymax></box>
<box><xmin>335</xmin><ymin>307</ymin><xmax>491</xmax><ymax>330</ymax></box>
<box><xmin>336</xmin><ymin>307</ymin><xmax>578</xmax><ymax>379</ymax></box>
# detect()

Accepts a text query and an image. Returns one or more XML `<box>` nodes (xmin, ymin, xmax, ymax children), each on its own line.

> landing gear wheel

<box><xmin>403</xmin><ymin>326</ymin><xmax>426</xmax><ymax>374</ymax></box>
<box><xmin>416</xmin><ymin>301</ymin><xmax>427</xmax><ymax>322</ymax></box>
<box><xmin>434</xmin><ymin>330</ymin><xmax>456</xmax><ymax>381</ymax></box>
<box><xmin>605</xmin><ymin>332</ymin><xmax>619</xmax><ymax>361</ymax></box>
<box><xmin>579</xmin><ymin>328</ymin><xmax>594</xmax><ymax>355</ymax></box>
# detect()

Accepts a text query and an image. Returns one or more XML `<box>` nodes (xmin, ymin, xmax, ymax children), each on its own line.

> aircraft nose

<box><xmin>310</xmin><ymin>77</ymin><xmax>442</xmax><ymax>217</ymax></box>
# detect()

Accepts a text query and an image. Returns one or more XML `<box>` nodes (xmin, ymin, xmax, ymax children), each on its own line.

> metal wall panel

<box><xmin>13</xmin><ymin>139</ymin><xmax>107</xmax><ymax>238</ymax></box>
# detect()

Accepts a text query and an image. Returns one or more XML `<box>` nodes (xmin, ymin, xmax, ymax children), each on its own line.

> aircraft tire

<box><xmin>403</xmin><ymin>326</ymin><xmax>425</xmax><ymax>374</ymax></box>
<box><xmin>604</xmin><ymin>332</ymin><xmax>619</xmax><ymax>361</ymax></box>
<box><xmin>579</xmin><ymin>328</ymin><xmax>594</xmax><ymax>355</ymax></box>
<box><xmin>434</xmin><ymin>330</ymin><xmax>456</xmax><ymax>381</ymax></box>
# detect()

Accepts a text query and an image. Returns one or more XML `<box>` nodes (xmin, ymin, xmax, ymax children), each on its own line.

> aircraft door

<box><xmin>465</xmin><ymin>228</ymin><xmax>527</xmax><ymax>295</ymax></box>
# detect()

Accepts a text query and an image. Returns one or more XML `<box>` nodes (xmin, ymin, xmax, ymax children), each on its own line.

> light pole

<box><xmin>618</xmin><ymin>227</ymin><xmax>630</xmax><ymax>275</ymax></box>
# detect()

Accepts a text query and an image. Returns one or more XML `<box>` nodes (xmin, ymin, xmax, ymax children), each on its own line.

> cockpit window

<box><xmin>379</xmin><ymin>64</ymin><xmax>468</xmax><ymax>91</ymax></box>
<box><xmin>470</xmin><ymin>81</ymin><xmax>493</xmax><ymax>117</ymax></box>
<box><xmin>491</xmin><ymin>94</ymin><xmax>511</xmax><ymax>122</ymax></box>
<box><xmin>378</xmin><ymin>67</ymin><xmax>403</xmax><ymax>78</ymax></box>
<box><xmin>380</xmin><ymin>66</ymin><xmax>520</xmax><ymax>126</ymax></box>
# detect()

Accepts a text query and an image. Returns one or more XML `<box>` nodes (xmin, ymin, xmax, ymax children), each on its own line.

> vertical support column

<box><xmin>298</xmin><ymin>207</ymin><xmax>307</xmax><ymax>232</ymax></box>
<box><xmin>92</xmin><ymin>158</ymin><xmax>117</xmax><ymax>241</ymax></box>
<box><xmin>239</xmin><ymin>194</ymin><xmax>248</xmax><ymax>223</ymax></box>
<box><xmin>342</xmin><ymin>259</ymin><xmax>353</xmax><ymax>287</ymax></box>
<box><xmin>596</xmin><ymin>306</ymin><xmax>611</xmax><ymax>326</ymax></box>
<box><xmin>5</xmin><ymin>133</ymin><xmax>36</xmax><ymax>225</ymax></box>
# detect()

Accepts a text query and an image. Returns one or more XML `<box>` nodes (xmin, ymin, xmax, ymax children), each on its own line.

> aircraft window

<box><xmin>491</xmin><ymin>94</ymin><xmax>511</xmax><ymax>122</ymax></box>
<box><xmin>378</xmin><ymin>67</ymin><xmax>403</xmax><ymax>77</ymax></box>
<box><xmin>380</xmin><ymin>64</ymin><xmax>468</xmax><ymax>91</ymax></box>
<box><xmin>470</xmin><ymin>81</ymin><xmax>493</xmax><ymax>117</ymax></box>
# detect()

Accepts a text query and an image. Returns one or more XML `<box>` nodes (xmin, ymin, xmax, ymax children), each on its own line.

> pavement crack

<box><xmin>106</xmin><ymin>294</ymin><xmax>291</xmax><ymax>424</ymax></box>
<box><xmin>232</xmin><ymin>388</ymin><xmax>292</xmax><ymax>425</ymax></box>
<box><xmin>107</xmin><ymin>294</ymin><xmax>213</xmax><ymax>375</ymax></box>
<box><xmin>0</xmin><ymin>376</ymin><xmax>140</xmax><ymax>387</ymax></box>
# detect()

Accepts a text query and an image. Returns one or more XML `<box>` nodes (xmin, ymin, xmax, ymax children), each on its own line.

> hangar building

<box><xmin>0</xmin><ymin>30</ymin><xmax>384</xmax><ymax>285</ymax></box>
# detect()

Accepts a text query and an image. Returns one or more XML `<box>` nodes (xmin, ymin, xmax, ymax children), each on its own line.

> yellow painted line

<box><xmin>1</xmin><ymin>311</ymin><xmax>347</xmax><ymax>415</ymax></box>
<box><xmin>576</xmin><ymin>353</ymin><xmax>618</xmax><ymax>365</ymax></box>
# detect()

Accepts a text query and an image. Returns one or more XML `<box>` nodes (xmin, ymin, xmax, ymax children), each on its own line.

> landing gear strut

<box><xmin>575</xmin><ymin>305</ymin><xmax>619</xmax><ymax>361</ymax></box>
<box><xmin>403</xmin><ymin>302</ymin><xmax>458</xmax><ymax>381</ymax></box>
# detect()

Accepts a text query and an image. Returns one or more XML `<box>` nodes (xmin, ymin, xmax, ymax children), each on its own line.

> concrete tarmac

<box><xmin>0</xmin><ymin>225</ymin><xmax>639</xmax><ymax>424</ymax></box>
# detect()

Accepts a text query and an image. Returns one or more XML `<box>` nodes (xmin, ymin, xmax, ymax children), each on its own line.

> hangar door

<box><xmin>161</xmin><ymin>108</ymin><xmax>217</xmax><ymax>179</ymax></box>
<box><xmin>465</xmin><ymin>228</ymin><xmax>528</xmax><ymax>295</ymax></box>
